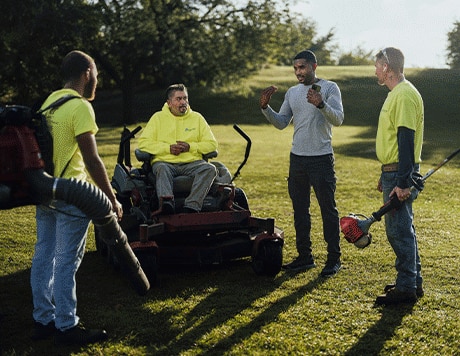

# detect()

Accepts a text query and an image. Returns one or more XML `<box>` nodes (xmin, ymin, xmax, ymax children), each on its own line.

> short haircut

<box><xmin>61</xmin><ymin>50</ymin><xmax>94</xmax><ymax>82</ymax></box>
<box><xmin>376</xmin><ymin>47</ymin><xmax>404</xmax><ymax>73</ymax></box>
<box><xmin>166</xmin><ymin>83</ymin><xmax>187</xmax><ymax>100</ymax></box>
<box><xmin>294</xmin><ymin>50</ymin><xmax>317</xmax><ymax>63</ymax></box>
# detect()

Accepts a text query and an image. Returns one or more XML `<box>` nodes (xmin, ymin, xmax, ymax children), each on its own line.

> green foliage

<box><xmin>338</xmin><ymin>46</ymin><xmax>375</xmax><ymax>66</ymax></box>
<box><xmin>1</xmin><ymin>64</ymin><xmax>460</xmax><ymax>356</ymax></box>
<box><xmin>447</xmin><ymin>21</ymin><xmax>460</xmax><ymax>68</ymax></box>
<box><xmin>0</xmin><ymin>0</ymin><xmax>100</xmax><ymax>103</ymax></box>
<box><xmin>1</xmin><ymin>0</ymin><xmax>334</xmax><ymax>125</ymax></box>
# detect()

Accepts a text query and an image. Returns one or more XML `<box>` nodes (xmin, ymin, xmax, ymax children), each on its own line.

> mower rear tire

<box><xmin>252</xmin><ymin>240</ymin><xmax>283</xmax><ymax>277</ymax></box>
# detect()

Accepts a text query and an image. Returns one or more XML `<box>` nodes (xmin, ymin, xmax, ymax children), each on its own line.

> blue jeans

<box><xmin>31</xmin><ymin>201</ymin><xmax>90</xmax><ymax>331</ymax></box>
<box><xmin>288</xmin><ymin>153</ymin><xmax>341</xmax><ymax>262</ymax></box>
<box><xmin>381</xmin><ymin>171</ymin><xmax>423</xmax><ymax>292</ymax></box>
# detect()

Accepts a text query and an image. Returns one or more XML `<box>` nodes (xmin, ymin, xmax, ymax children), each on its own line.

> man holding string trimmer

<box><xmin>373</xmin><ymin>47</ymin><xmax>424</xmax><ymax>305</ymax></box>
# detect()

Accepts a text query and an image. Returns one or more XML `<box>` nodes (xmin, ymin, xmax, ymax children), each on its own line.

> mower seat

<box><xmin>134</xmin><ymin>149</ymin><xmax>231</xmax><ymax>194</ymax></box>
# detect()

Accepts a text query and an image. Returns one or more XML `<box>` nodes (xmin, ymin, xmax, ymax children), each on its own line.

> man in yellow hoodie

<box><xmin>138</xmin><ymin>84</ymin><xmax>218</xmax><ymax>214</ymax></box>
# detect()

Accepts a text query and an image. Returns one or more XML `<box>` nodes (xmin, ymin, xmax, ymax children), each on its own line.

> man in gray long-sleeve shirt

<box><xmin>259</xmin><ymin>50</ymin><xmax>344</xmax><ymax>277</ymax></box>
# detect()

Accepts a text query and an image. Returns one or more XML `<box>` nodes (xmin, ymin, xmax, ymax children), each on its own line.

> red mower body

<box><xmin>94</xmin><ymin>125</ymin><xmax>285</xmax><ymax>286</ymax></box>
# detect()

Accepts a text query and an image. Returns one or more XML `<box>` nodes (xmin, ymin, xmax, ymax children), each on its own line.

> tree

<box><xmin>338</xmin><ymin>46</ymin><xmax>374</xmax><ymax>66</ymax></box>
<box><xmin>1</xmin><ymin>0</ymin><xmax>333</xmax><ymax>124</ymax></box>
<box><xmin>0</xmin><ymin>0</ymin><xmax>100</xmax><ymax>104</ymax></box>
<box><xmin>447</xmin><ymin>21</ymin><xmax>460</xmax><ymax>69</ymax></box>
<box><xmin>89</xmin><ymin>0</ymin><xmax>300</xmax><ymax>124</ymax></box>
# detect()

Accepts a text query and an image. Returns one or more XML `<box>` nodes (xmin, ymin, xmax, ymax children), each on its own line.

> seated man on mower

<box><xmin>138</xmin><ymin>83</ymin><xmax>218</xmax><ymax>214</ymax></box>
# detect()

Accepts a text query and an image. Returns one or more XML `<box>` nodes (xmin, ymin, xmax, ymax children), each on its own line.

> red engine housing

<box><xmin>340</xmin><ymin>215</ymin><xmax>364</xmax><ymax>243</ymax></box>
<box><xmin>0</xmin><ymin>125</ymin><xmax>44</xmax><ymax>206</ymax></box>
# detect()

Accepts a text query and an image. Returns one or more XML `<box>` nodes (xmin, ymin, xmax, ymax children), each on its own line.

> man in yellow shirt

<box><xmin>373</xmin><ymin>47</ymin><xmax>424</xmax><ymax>305</ymax></box>
<box><xmin>138</xmin><ymin>84</ymin><xmax>218</xmax><ymax>214</ymax></box>
<box><xmin>32</xmin><ymin>50</ymin><xmax>123</xmax><ymax>345</ymax></box>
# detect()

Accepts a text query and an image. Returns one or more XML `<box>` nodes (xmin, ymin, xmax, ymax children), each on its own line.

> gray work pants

<box><xmin>152</xmin><ymin>160</ymin><xmax>217</xmax><ymax>211</ymax></box>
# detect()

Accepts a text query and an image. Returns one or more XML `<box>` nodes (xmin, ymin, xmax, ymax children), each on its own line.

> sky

<box><xmin>292</xmin><ymin>0</ymin><xmax>460</xmax><ymax>68</ymax></box>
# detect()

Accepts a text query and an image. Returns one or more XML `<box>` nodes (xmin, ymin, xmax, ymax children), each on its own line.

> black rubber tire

<box><xmin>234</xmin><ymin>187</ymin><xmax>249</xmax><ymax>210</ymax></box>
<box><xmin>252</xmin><ymin>240</ymin><xmax>283</xmax><ymax>277</ymax></box>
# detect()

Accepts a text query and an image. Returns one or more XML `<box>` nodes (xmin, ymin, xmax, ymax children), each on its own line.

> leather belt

<box><xmin>381</xmin><ymin>163</ymin><xmax>398</xmax><ymax>172</ymax></box>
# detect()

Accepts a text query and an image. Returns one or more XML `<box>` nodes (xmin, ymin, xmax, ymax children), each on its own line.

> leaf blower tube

<box><xmin>0</xmin><ymin>107</ymin><xmax>149</xmax><ymax>294</ymax></box>
<box><xmin>340</xmin><ymin>148</ymin><xmax>460</xmax><ymax>249</ymax></box>
<box><xmin>24</xmin><ymin>168</ymin><xmax>150</xmax><ymax>295</ymax></box>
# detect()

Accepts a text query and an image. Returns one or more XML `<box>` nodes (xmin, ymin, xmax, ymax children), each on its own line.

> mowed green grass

<box><xmin>1</xmin><ymin>66</ymin><xmax>459</xmax><ymax>355</ymax></box>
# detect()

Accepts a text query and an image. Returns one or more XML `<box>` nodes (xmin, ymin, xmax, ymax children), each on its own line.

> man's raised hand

<box><xmin>259</xmin><ymin>86</ymin><xmax>278</xmax><ymax>109</ymax></box>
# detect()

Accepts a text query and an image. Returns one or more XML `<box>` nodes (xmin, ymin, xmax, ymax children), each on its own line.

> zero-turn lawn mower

<box><xmin>94</xmin><ymin>124</ymin><xmax>284</xmax><ymax>287</ymax></box>
<box><xmin>340</xmin><ymin>148</ymin><xmax>460</xmax><ymax>249</ymax></box>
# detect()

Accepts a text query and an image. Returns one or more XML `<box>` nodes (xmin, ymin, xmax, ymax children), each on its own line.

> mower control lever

<box><xmin>231</xmin><ymin>124</ymin><xmax>251</xmax><ymax>182</ymax></box>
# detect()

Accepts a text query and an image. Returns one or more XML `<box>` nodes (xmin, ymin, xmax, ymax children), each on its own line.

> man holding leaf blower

<box><xmin>373</xmin><ymin>47</ymin><xmax>424</xmax><ymax>305</ymax></box>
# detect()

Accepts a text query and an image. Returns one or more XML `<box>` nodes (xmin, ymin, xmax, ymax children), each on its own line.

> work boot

<box><xmin>161</xmin><ymin>201</ymin><xmax>175</xmax><ymax>215</ymax></box>
<box><xmin>182</xmin><ymin>206</ymin><xmax>199</xmax><ymax>214</ymax></box>
<box><xmin>375</xmin><ymin>288</ymin><xmax>417</xmax><ymax>305</ymax></box>
<box><xmin>55</xmin><ymin>323</ymin><xmax>108</xmax><ymax>346</ymax></box>
<box><xmin>31</xmin><ymin>320</ymin><xmax>56</xmax><ymax>340</ymax></box>
<box><xmin>384</xmin><ymin>283</ymin><xmax>424</xmax><ymax>298</ymax></box>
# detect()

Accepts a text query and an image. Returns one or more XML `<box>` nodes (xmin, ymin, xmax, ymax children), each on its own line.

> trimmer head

<box><xmin>340</xmin><ymin>214</ymin><xmax>373</xmax><ymax>249</ymax></box>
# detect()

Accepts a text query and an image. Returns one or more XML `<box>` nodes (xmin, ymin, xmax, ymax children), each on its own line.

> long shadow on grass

<box><xmin>197</xmin><ymin>275</ymin><xmax>326</xmax><ymax>356</ymax></box>
<box><xmin>344</xmin><ymin>303</ymin><xmax>415</xmax><ymax>356</ymax></box>
<box><xmin>145</xmin><ymin>266</ymin><xmax>326</xmax><ymax>355</ymax></box>
<box><xmin>0</xmin><ymin>269</ymin><xmax>34</xmax><ymax>355</ymax></box>
<box><xmin>0</xmin><ymin>268</ymin><xmax>86</xmax><ymax>355</ymax></box>
<box><xmin>0</xmin><ymin>250</ymin><xmax>155</xmax><ymax>355</ymax></box>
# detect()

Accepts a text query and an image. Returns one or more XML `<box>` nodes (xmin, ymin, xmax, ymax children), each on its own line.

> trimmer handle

<box><xmin>372</xmin><ymin>171</ymin><xmax>425</xmax><ymax>221</ymax></box>
<box><xmin>372</xmin><ymin>195</ymin><xmax>402</xmax><ymax>221</ymax></box>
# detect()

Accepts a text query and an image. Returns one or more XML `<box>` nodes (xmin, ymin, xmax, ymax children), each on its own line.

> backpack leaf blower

<box><xmin>340</xmin><ymin>148</ymin><xmax>460</xmax><ymax>249</ymax></box>
<box><xmin>0</xmin><ymin>104</ymin><xmax>150</xmax><ymax>295</ymax></box>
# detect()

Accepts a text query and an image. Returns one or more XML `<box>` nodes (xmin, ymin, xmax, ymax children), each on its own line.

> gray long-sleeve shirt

<box><xmin>262</xmin><ymin>79</ymin><xmax>344</xmax><ymax>156</ymax></box>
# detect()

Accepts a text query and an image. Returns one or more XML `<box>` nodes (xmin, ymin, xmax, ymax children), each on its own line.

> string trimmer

<box><xmin>340</xmin><ymin>148</ymin><xmax>460</xmax><ymax>248</ymax></box>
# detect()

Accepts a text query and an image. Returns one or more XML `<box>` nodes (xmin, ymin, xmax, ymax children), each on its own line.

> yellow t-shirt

<box><xmin>376</xmin><ymin>80</ymin><xmax>424</xmax><ymax>165</ymax></box>
<box><xmin>41</xmin><ymin>89</ymin><xmax>98</xmax><ymax>180</ymax></box>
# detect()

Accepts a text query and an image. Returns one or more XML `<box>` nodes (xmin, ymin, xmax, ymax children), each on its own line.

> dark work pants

<box><xmin>288</xmin><ymin>153</ymin><xmax>341</xmax><ymax>262</ymax></box>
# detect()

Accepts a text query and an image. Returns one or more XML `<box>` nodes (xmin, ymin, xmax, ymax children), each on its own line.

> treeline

<box><xmin>2</xmin><ymin>1</ymin><xmax>459</xmax><ymax>124</ymax></box>
<box><xmin>1</xmin><ymin>0</ymin><xmax>330</xmax><ymax>123</ymax></box>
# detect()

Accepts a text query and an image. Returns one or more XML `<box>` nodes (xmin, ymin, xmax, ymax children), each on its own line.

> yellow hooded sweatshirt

<box><xmin>138</xmin><ymin>103</ymin><xmax>218</xmax><ymax>164</ymax></box>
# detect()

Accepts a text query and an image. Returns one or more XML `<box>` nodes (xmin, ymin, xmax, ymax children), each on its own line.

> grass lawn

<box><xmin>1</xmin><ymin>66</ymin><xmax>459</xmax><ymax>355</ymax></box>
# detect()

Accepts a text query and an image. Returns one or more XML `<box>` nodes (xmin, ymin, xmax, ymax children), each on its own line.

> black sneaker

<box><xmin>31</xmin><ymin>320</ymin><xmax>56</xmax><ymax>340</ymax></box>
<box><xmin>375</xmin><ymin>288</ymin><xmax>417</xmax><ymax>305</ymax></box>
<box><xmin>282</xmin><ymin>256</ymin><xmax>316</xmax><ymax>271</ymax></box>
<box><xmin>55</xmin><ymin>323</ymin><xmax>108</xmax><ymax>346</ymax></box>
<box><xmin>384</xmin><ymin>283</ymin><xmax>424</xmax><ymax>298</ymax></box>
<box><xmin>320</xmin><ymin>260</ymin><xmax>342</xmax><ymax>277</ymax></box>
